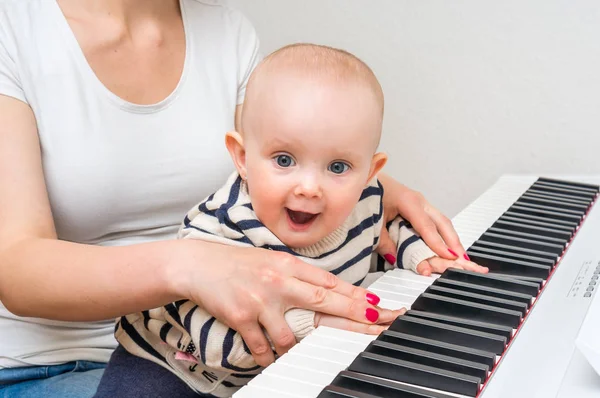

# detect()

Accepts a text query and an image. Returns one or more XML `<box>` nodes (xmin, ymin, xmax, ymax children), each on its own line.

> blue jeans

<box><xmin>0</xmin><ymin>361</ymin><xmax>106</xmax><ymax>398</ymax></box>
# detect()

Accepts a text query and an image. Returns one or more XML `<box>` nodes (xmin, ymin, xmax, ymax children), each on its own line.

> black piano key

<box><xmin>522</xmin><ymin>191</ymin><xmax>592</xmax><ymax>206</ymax></box>
<box><xmin>481</xmin><ymin>231</ymin><xmax>564</xmax><ymax>256</ymax></box>
<box><xmin>491</xmin><ymin>219</ymin><xmax>572</xmax><ymax>240</ymax></box>
<box><xmin>319</xmin><ymin>386</ymin><xmax>378</xmax><ymax>398</ymax></box>
<box><xmin>513</xmin><ymin>200</ymin><xmax>586</xmax><ymax>216</ymax></box>
<box><xmin>536</xmin><ymin>177</ymin><xmax>600</xmax><ymax>192</ymax></box>
<box><xmin>365</xmin><ymin>340</ymin><xmax>489</xmax><ymax>380</ymax></box>
<box><xmin>465</xmin><ymin>251</ymin><xmax>552</xmax><ymax>279</ymax></box>
<box><xmin>510</xmin><ymin>204</ymin><xmax>582</xmax><ymax>223</ymax></box>
<box><xmin>348</xmin><ymin>352</ymin><xmax>481</xmax><ymax>397</ymax></box>
<box><xmin>426</xmin><ymin>285</ymin><xmax>528</xmax><ymax>315</ymax></box>
<box><xmin>406</xmin><ymin>309</ymin><xmax>513</xmax><ymax>340</ymax></box>
<box><xmin>322</xmin><ymin>371</ymin><xmax>457</xmax><ymax>398</ymax></box>
<box><xmin>503</xmin><ymin>210</ymin><xmax>578</xmax><ymax>229</ymax></box>
<box><xmin>433</xmin><ymin>277</ymin><xmax>533</xmax><ymax>307</ymax></box>
<box><xmin>388</xmin><ymin>315</ymin><xmax>507</xmax><ymax>354</ymax></box>
<box><xmin>468</xmin><ymin>244</ymin><xmax>555</xmax><ymax>267</ymax></box>
<box><xmin>499</xmin><ymin>213</ymin><xmax>577</xmax><ymax>233</ymax></box>
<box><xmin>475</xmin><ymin>239</ymin><xmax>559</xmax><ymax>260</ymax></box>
<box><xmin>377</xmin><ymin>330</ymin><xmax>497</xmax><ymax>368</ymax></box>
<box><xmin>533</xmin><ymin>180</ymin><xmax>599</xmax><ymax>197</ymax></box>
<box><xmin>516</xmin><ymin>195</ymin><xmax>589</xmax><ymax>213</ymax></box>
<box><xmin>440</xmin><ymin>268</ymin><xmax>540</xmax><ymax>295</ymax></box>
<box><xmin>410</xmin><ymin>293</ymin><xmax>522</xmax><ymax>329</ymax></box>
<box><xmin>488</xmin><ymin>226</ymin><xmax>570</xmax><ymax>244</ymax></box>
<box><xmin>526</xmin><ymin>189</ymin><xmax>595</xmax><ymax>206</ymax></box>
<box><xmin>492</xmin><ymin>273</ymin><xmax>545</xmax><ymax>287</ymax></box>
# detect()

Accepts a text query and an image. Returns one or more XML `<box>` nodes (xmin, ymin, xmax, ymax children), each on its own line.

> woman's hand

<box><xmin>376</xmin><ymin>172</ymin><xmax>472</xmax><ymax>263</ymax></box>
<box><xmin>416</xmin><ymin>257</ymin><xmax>488</xmax><ymax>277</ymax></box>
<box><xmin>171</xmin><ymin>241</ymin><xmax>397</xmax><ymax>367</ymax></box>
<box><xmin>315</xmin><ymin>307</ymin><xmax>405</xmax><ymax>335</ymax></box>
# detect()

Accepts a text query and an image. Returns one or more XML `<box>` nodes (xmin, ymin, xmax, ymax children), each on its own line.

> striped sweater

<box><xmin>115</xmin><ymin>172</ymin><xmax>436</xmax><ymax>397</ymax></box>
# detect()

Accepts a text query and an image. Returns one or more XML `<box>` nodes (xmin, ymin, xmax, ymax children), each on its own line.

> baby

<box><xmin>115</xmin><ymin>44</ymin><xmax>477</xmax><ymax>397</ymax></box>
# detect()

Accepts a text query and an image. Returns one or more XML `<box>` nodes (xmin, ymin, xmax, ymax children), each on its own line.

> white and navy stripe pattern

<box><xmin>116</xmin><ymin>172</ymin><xmax>436</xmax><ymax>397</ymax></box>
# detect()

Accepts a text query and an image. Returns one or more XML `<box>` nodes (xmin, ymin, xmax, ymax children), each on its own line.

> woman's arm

<box><xmin>0</xmin><ymin>95</ymin><xmax>184</xmax><ymax>320</ymax></box>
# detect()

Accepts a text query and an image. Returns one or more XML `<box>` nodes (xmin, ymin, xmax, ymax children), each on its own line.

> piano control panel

<box><xmin>567</xmin><ymin>259</ymin><xmax>600</xmax><ymax>299</ymax></box>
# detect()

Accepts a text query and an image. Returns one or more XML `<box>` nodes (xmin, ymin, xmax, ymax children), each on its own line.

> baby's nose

<box><xmin>294</xmin><ymin>175</ymin><xmax>323</xmax><ymax>198</ymax></box>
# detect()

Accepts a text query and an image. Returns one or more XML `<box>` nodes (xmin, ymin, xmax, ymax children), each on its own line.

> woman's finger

<box><xmin>374</xmin><ymin>226</ymin><xmax>397</xmax><ymax>265</ymax></box>
<box><xmin>315</xmin><ymin>313</ymin><xmax>388</xmax><ymax>335</ymax></box>
<box><xmin>410</xmin><ymin>215</ymin><xmax>455</xmax><ymax>260</ymax></box>
<box><xmin>235</xmin><ymin>321</ymin><xmax>276</xmax><ymax>367</ymax></box>
<box><xmin>258</xmin><ymin>310</ymin><xmax>298</xmax><ymax>357</ymax></box>
<box><xmin>426</xmin><ymin>206</ymin><xmax>467</xmax><ymax>258</ymax></box>
<box><xmin>283</xmin><ymin>277</ymin><xmax>398</xmax><ymax>325</ymax></box>
<box><xmin>426</xmin><ymin>257</ymin><xmax>488</xmax><ymax>274</ymax></box>
<box><xmin>281</xmin><ymin>253</ymin><xmax>382</xmax><ymax>304</ymax></box>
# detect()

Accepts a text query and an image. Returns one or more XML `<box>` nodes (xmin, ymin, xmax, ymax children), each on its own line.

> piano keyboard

<box><xmin>234</xmin><ymin>176</ymin><xmax>600</xmax><ymax>398</ymax></box>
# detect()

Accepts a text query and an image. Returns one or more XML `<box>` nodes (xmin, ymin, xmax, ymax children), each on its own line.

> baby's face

<box><xmin>243</xmin><ymin>76</ymin><xmax>384</xmax><ymax>248</ymax></box>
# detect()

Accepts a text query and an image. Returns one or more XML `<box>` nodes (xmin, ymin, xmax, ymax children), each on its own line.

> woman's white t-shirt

<box><xmin>0</xmin><ymin>0</ymin><xmax>260</xmax><ymax>367</ymax></box>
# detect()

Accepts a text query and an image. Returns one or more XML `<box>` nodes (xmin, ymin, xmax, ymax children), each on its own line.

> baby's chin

<box><xmin>275</xmin><ymin>230</ymin><xmax>330</xmax><ymax>250</ymax></box>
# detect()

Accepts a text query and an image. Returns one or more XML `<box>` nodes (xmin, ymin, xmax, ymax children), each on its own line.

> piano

<box><xmin>234</xmin><ymin>175</ymin><xmax>600</xmax><ymax>398</ymax></box>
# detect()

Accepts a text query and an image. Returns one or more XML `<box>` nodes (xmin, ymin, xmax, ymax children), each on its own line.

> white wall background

<box><xmin>227</xmin><ymin>0</ymin><xmax>600</xmax><ymax>217</ymax></box>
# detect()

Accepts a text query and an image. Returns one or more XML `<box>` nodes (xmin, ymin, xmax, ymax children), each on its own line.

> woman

<box><xmin>0</xmin><ymin>0</ymin><xmax>473</xmax><ymax>396</ymax></box>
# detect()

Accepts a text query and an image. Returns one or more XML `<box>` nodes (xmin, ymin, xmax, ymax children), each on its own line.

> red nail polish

<box><xmin>365</xmin><ymin>308</ymin><xmax>379</xmax><ymax>323</ymax></box>
<box><xmin>448</xmin><ymin>248</ymin><xmax>458</xmax><ymax>258</ymax></box>
<box><xmin>384</xmin><ymin>253</ymin><xmax>396</xmax><ymax>264</ymax></box>
<box><xmin>366</xmin><ymin>293</ymin><xmax>380</xmax><ymax>306</ymax></box>
<box><xmin>463</xmin><ymin>253</ymin><xmax>471</xmax><ymax>261</ymax></box>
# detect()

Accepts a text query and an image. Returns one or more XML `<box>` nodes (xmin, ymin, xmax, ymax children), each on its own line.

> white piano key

<box><xmin>386</xmin><ymin>268</ymin><xmax>439</xmax><ymax>284</ymax></box>
<box><xmin>262</xmin><ymin>362</ymin><xmax>336</xmax><ymax>386</ymax></box>
<box><xmin>277</xmin><ymin>352</ymin><xmax>346</xmax><ymax>376</ymax></box>
<box><xmin>369</xmin><ymin>278</ymin><xmax>427</xmax><ymax>295</ymax></box>
<box><xmin>301</xmin><ymin>333</ymin><xmax>366</xmax><ymax>354</ymax></box>
<box><xmin>364</xmin><ymin>289</ymin><xmax>417</xmax><ymax>306</ymax></box>
<box><xmin>378</xmin><ymin>298</ymin><xmax>411</xmax><ymax>311</ymax></box>
<box><xmin>288</xmin><ymin>341</ymin><xmax>358</xmax><ymax>365</ymax></box>
<box><xmin>234</xmin><ymin>385</ymin><xmax>300</xmax><ymax>398</ymax></box>
<box><xmin>311</xmin><ymin>326</ymin><xmax>376</xmax><ymax>345</ymax></box>
<box><xmin>247</xmin><ymin>373</ymin><xmax>322</xmax><ymax>397</ymax></box>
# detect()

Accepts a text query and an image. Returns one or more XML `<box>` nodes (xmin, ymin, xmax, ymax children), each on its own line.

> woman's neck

<box><xmin>57</xmin><ymin>0</ymin><xmax>181</xmax><ymax>34</ymax></box>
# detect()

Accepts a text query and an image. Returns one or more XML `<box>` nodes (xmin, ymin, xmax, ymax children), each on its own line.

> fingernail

<box><xmin>365</xmin><ymin>308</ymin><xmax>379</xmax><ymax>323</ymax></box>
<box><xmin>366</xmin><ymin>292</ymin><xmax>380</xmax><ymax>306</ymax></box>
<box><xmin>463</xmin><ymin>253</ymin><xmax>471</xmax><ymax>261</ymax></box>
<box><xmin>448</xmin><ymin>248</ymin><xmax>458</xmax><ymax>258</ymax></box>
<box><xmin>384</xmin><ymin>253</ymin><xmax>396</xmax><ymax>264</ymax></box>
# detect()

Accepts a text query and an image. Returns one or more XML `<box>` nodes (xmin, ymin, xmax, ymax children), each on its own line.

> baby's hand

<box><xmin>416</xmin><ymin>256</ymin><xmax>488</xmax><ymax>276</ymax></box>
<box><xmin>314</xmin><ymin>307</ymin><xmax>406</xmax><ymax>335</ymax></box>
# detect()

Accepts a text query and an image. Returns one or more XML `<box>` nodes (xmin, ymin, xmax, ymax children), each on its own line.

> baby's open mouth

<box><xmin>286</xmin><ymin>208</ymin><xmax>319</xmax><ymax>225</ymax></box>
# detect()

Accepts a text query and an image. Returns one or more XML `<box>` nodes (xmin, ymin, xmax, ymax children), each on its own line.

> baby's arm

<box><xmin>386</xmin><ymin>217</ymin><xmax>437</xmax><ymax>273</ymax></box>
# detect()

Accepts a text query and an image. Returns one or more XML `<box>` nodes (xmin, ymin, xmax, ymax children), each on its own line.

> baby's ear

<box><xmin>225</xmin><ymin>131</ymin><xmax>247</xmax><ymax>179</ymax></box>
<box><xmin>366</xmin><ymin>152</ymin><xmax>388</xmax><ymax>183</ymax></box>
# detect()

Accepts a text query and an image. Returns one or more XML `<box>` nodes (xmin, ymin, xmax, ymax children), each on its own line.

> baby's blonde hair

<box><xmin>242</xmin><ymin>43</ymin><xmax>384</xmax><ymax>136</ymax></box>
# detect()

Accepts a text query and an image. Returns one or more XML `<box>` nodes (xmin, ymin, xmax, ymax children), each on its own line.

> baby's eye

<box><xmin>275</xmin><ymin>154</ymin><xmax>295</xmax><ymax>168</ymax></box>
<box><xmin>328</xmin><ymin>161</ymin><xmax>350</xmax><ymax>174</ymax></box>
